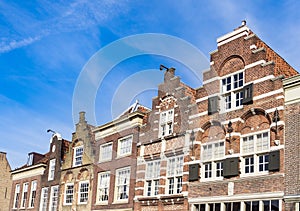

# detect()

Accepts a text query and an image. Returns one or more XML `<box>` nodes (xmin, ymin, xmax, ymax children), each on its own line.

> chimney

<box><xmin>79</xmin><ymin>111</ymin><xmax>86</xmax><ymax>123</ymax></box>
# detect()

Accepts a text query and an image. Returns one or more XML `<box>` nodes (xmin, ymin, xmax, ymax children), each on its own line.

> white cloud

<box><xmin>0</xmin><ymin>36</ymin><xmax>41</xmax><ymax>53</ymax></box>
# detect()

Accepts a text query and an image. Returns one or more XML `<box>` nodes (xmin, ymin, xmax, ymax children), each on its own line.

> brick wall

<box><xmin>0</xmin><ymin>152</ymin><xmax>12</xmax><ymax>211</ymax></box>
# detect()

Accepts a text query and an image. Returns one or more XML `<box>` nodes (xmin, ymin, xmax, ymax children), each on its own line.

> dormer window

<box><xmin>27</xmin><ymin>153</ymin><xmax>34</xmax><ymax>166</ymax></box>
<box><xmin>159</xmin><ymin>109</ymin><xmax>174</xmax><ymax>137</ymax></box>
<box><xmin>73</xmin><ymin>146</ymin><xmax>84</xmax><ymax>167</ymax></box>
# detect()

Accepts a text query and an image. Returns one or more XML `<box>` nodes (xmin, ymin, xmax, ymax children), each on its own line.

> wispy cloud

<box><xmin>0</xmin><ymin>36</ymin><xmax>41</xmax><ymax>53</ymax></box>
<box><xmin>0</xmin><ymin>1</ymin><xmax>129</xmax><ymax>53</ymax></box>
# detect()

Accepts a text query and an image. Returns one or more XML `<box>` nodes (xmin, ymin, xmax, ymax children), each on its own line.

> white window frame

<box><xmin>117</xmin><ymin>135</ymin><xmax>133</xmax><ymax>157</ymax></box>
<box><xmin>78</xmin><ymin>181</ymin><xmax>89</xmax><ymax>204</ymax></box>
<box><xmin>241</xmin><ymin>130</ymin><xmax>270</xmax><ymax>176</ymax></box>
<box><xmin>201</xmin><ymin>141</ymin><xmax>225</xmax><ymax>181</ymax></box>
<box><xmin>115</xmin><ymin>167</ymin><xmax>130</xmax><ymax>202</ymax></box>
<box><xmin>39</xmin><ymin>187</ymin><xmax>48</xmax><ymax>211</ymax></box>
<box><xmin>194</xmin><ymin>199</ymin><xmax>281</xmax><ymax>211</ymax></box>
<box><xmin>49</xmin><ymin>185</ymin><xmax>59</xmax><ymax>211</ymax></box>
<box><xmin>29</xmin><ymin>180</ymin><xmax>37</xmax><ymax>208</ymax></box>
<box><xmin>159</xmin><ymin>109</ymin><xmax>174</xmax><ymax>137</ymax></box>
<box><xmin>221</xmin><ymin>71</ymin><xmax>244</xmax><ymax>112</ymax></box>
<box><xmin>145</xmin><ymin>160</ymin><xmax>160</xmax><ymax>196</ymax></box>
<box><xmin>99</xmin><ymin>142</ymin><xmax>113</xmax><ymax>162</ymax></box>
<box><xmin>21</xmin><ymin>182</ymin><xmax>29</xmax><ymax>208</ymax></box>
<box><xmin>166</xmin><ymin>155</ymin><xmax>183</xmax><ymax>195</ymax></box>
<box><xmin>64</xmin><ymin>183</ymin><xmax>74</xmax><ymax>205</ymax></box>
<box><xmin>73</xmin><ymin>145</ymin><xmax>84</xmax><ymax>167</ymax></box>
<box><xmin>97</xmin><ymin>171</ymin><xmax>110</xmax><ymax>204</ymax></box>
<box><xmin>13</xmin><ymin>184</ymin><xmax>20</xmax><ymax>209</ymax></box>
<box><xmin>48</xmin><ymin>159</ymin><xmax>56</xmax><ymax>181</ymax></box>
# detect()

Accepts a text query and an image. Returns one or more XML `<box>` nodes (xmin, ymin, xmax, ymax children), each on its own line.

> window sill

<box><xmin>116</xmin><ymin>153</ymin><xmax>132</xmax><ymax>159</ymax></box>
<box><xmin>98</xmin><ymin>159</ymin><xmax>112</xmax><ymax>163</ymax></box>
<box><xmin>112</xmin><ymin>199</ymin><xmax>129</xmax><ymax>204</ymax></box>
<box><xmin>95</xmin><ymin>201</ymin><xmax>108</xmax><ymax>205</ymax></box>
<box><xmin>200</xmin><ymin>177</ymin><xmax>224</xmax><ymax>182</ymax></box>
<box><xmin>220</xmin><ymin>106</ymin><xmax>243</xmax><ymax>114</ymax></box>
<box><xmin>240</xmin><ymin>171</ymin><xmax>269</xmax><ymax>178</ymax></box>
<box><xmin>63</xmin><ymin>203</ymin><xmax>72</xmax><ymax>206</ymax></box>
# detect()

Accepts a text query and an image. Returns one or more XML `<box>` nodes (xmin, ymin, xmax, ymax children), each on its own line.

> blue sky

<box><xmin>1</xmin><ymin>0</ymin><xmax>299</xmax><ymax>169</ymax></box>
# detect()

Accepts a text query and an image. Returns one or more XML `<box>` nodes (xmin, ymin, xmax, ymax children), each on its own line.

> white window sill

<box><xmin>77</xmin><ymin>202</ymin><xmax>88</xmax><ymax>205</ymax></box>
<box><xmin>240</xmin><ymin>171</ymin><xmax>269</xmax><ymax>178</ymax></box>
<box><xmin>200</xmin><ymin>177</ymin><xmax>224</xmax><ymax>182</ymax></box>
<box><xmin>99</xmin><ymin>158</ymin><xmax>112</xmax><ymax>163</ymax></box>
<box><xmin>116</xmin><ymin>153</ymin><xmax>132</xmax><ymax>159</ymax></box>
<box><xmin>63</xmin><ymin>203</ymin><xmax>72</xmax><ymax>206</ymax></box>
<box><xmin>220</xmin><ymin>105</ymin><xmax>243</xmax><ymax>114</ymax></box>
<box><xmin>112</xmin><ymin>199</ymin><xmax>129</xmax><ymax>204</ymax></box>
<box><xmin>95</xmin><ymin>201</ymin><xmax>108</xmax><ymax>205</ymax></box>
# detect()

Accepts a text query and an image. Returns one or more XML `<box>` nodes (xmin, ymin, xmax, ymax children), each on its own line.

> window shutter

<box><xmin>269</xmin><ymin>150</ymin><xmax>280</xmax><ymax>171</ymax></box>
<box><xmin>242</xmin><ymin>83</ymin><xmax>253</xmax><ymax>105</ymax></box>
<box><xmin>189</xmin><ymin>164</ymin><xmax>199</xmax><ymax>181</ymax></box>
<box><xmin>208</xmin><ymin>96</ymin><xmax>218</xmax><ymax>115</ymax></box>
<box><xmin>223</xmin><ymin>157</ymin><xmax>239</xmax><ymax>177</ymax></box>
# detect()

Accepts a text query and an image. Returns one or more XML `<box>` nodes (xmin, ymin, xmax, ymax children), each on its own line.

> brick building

<box><xmin>0</xmin><ymin>152</ymin><xmax>12</xmax><ymax>211</ymax></box>
<box><xmin>9</xmin><ymin>133</ymin><xmax>69</xmax><ymax>211</ymax></box>
<box><xmin>92</xmin><ymin>101</ymin><xmax>149</xmax><ymax>211</ymax></box>
<box><xmin>134</xmin><ymin>68</ymin><xmax>196</xmax><ymax>211</ymax></box>
<box><xmin>38</xmin><ymin>133</ymin><xmax>70</xmax><ymax>211</ymax></box>
<box><xmin>58</xmin><ymin>111</ymin><xmax>96</xmax><ymax>211</ymax></box>
<box><xmin>10</xmin><ymin>152</ymin><xmax>45</xmax><ymax>211</ymax></box>
<box><xmin>283</xmin><ymin>75</ymin><xmax>300</xmax><ymax>211</ymax></box>
<box><xmin>188</xmin><ymin>23</ymin><xmax>298</xmax><ymax>211</ymax></box>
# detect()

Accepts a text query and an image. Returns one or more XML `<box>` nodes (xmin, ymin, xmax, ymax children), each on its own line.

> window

<box><xmin>201</xmin><ymin>141</ymin><xmax>225</xmax><ymax>180</ymax></box>
<box><xmin>118</xmin><ymin>136</ymin><xmax>133</xmax><ymax>157</ymax></box>
<box><xmin>39</xmin><ymin>187</ymin><xmax>48</xmax><ymax>211</ymax></box>
<box><xmin>167</xmin><ymin>156</ymin><xmax>183</xmax><ymax>194</ymax></box>
<box><xmin>115</xmin><ymin>167</ymin><xmax>130</xmax><ymax>201</ymax></box>
<box><xmin>208</xmin><ymin>96</ymin><xmax>219</xmax><ymax>115</ymax></box>
<box><xmin>99</xmin><ymin>143</ymin><xmax>112</xmax><ymax>162</ymax></box>
<box><xmin>97</xmin><ymin>172</ymin><xmax>110</xmax><ymax>203</ymax></box>
<box><xmin>13</xmin><ymin>184</ymin><xmax>20</xmax><ymax>209</ymax></box>
<box><xmin>159</xmin><ymin>109</ymin><xmax>174</xmax><ymax>137</ymax></box>
<box><xmin>262</xmin><ymin>200</ymin><xmax>279</xmax><ymax>211</ymax></box>
<box><xmin>27</xmin><ymin>153</ymin><xmax>33</xmax><ymax>166</ymax></box>
<box><xmin>225</xmin><ymin>202</ymin><xmax>241</xmax><ymax>211</ymax></box>
<box><xmin>245</xmin><ymin>201</ymin><xmax>259</xmax><ymax>211</ymax></box>
<box><xmin>194</xmin><ymin>200</ymin><xmax>280</xmax><ymax>211</ymax></box>
<box><xmin>221</xmin><ymin>72</ymin><xmax>244</xmax><ymax>111</ymax></box>
<box><xmin>21</xmin><ymin>182</ymin><xmax>28</xmax><ymax>208</ymax></box>
<box><xmin>49</xmin><ymin>186</ymin><xmax>59</xmax><ymax>211</ymax></box>
<box><xmin>145</xmin><ymin>161</ymin><xmax>160</xmax><ymax>196</ymax></box>
<box><xmin>48</xmin><ymin>159</ymin><xmax>56</xmax><ymax>181</ymax></box>
<box><xmin>64</xmin><ymin>183</ymin><xmax>74</xmax><ymax>205</ymax></box>
<box><xmin>29</xmin><ymin>181</ymin><xmax>37</xmax><ymax>208</ymax></box>
<box><xmin>241</xmin><ymin>131</ymin><xmax>270</xmax><ymax>175</ymax></box>
<box><xmin>73</xmin><ymin>146</ymin><xmax>84</xmax><ymax>167</ymax></box>
<box><xmin>79</xmin><ymin>181</ymin><xmax>89</xmax><ymax>204</ymax></box>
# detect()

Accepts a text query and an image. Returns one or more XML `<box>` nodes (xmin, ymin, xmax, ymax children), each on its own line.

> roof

<box><xmin>116</xmin><ymin>100</ymin><xmax>151</xmax><ymax>119</ymax></box>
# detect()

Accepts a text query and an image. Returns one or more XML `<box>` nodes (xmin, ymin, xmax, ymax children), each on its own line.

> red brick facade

<box><xmin>8</xmin><ymin>24</ymin><xmax>299</xmax><ymax>211</ymax></box>
<box><xmin>283</xmin><ymin>75</ymin><xmax>300</xmax><ymax>211</ymax></box>
<box><xmin>92</xmin><ymin>106</ymin><xmax>147</xmax><ymax>211</ymax></box>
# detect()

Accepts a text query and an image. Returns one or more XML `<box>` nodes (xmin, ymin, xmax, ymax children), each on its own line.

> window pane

<box><xmin>259</xmin><ymin>154</ymin><xmax>269</xmax><ymax>172</ymax></box>
<box><xmin>245</xmin><ymin>156</ymin><xmax>254</xmax><ymax>173</ymax></box>
<box><xmin>271</xmin><ymin>200</ymin><xmax>279</xmax><ymax>211</ymax></box>
<box><xmin>116</xmin><ymin>168</ymin><xmax>130</xmax><ymax>200</ymax></box>
<box><xmin>216</xmin><ymin>162</ymin><xmax>223</xmax><ymax>177</ymax></box>
<box><xmin>243</xmin><ymin>136</ymin><xmax>254</xmax><ymax>153</ymax></box>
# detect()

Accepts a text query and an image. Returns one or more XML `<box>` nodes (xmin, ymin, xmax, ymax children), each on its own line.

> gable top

<box><xmin>117</xmin><ymin>100</ymin><xmax>151</xmax><ymax>119</ymax></box>
<box><xmin>217</xmin><ymin>23</ymin><xmax>250</xmax><ymax>47</ymax></box>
